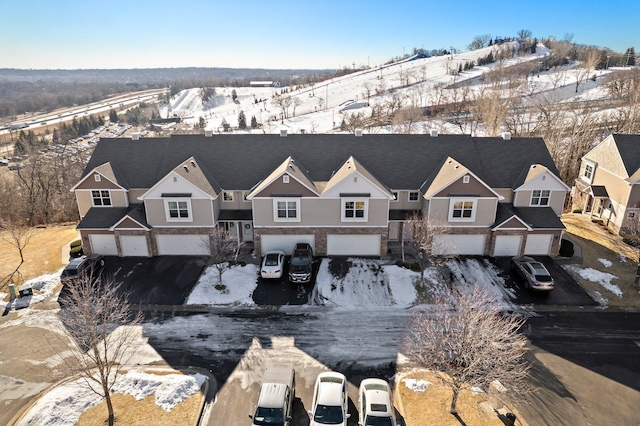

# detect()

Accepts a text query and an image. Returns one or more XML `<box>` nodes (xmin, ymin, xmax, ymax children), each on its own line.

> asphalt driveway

<box><xmin>251</xmin><ymin>256</ymin><xmax>319</xmax><ymax>306</ymax></box>
<box><xmin>101</xmin><ymin>256</ymin><xmax>208</xmax><ymax>305</ymax></box>
<box><xmin>491</xmin><ymin>256</ymin><xmax>597</xmax><ymax>306</ymax></box>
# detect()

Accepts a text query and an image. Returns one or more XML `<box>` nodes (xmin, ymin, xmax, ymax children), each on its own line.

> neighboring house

<box><xmin>72</xmin><ymin>132</ymin><xmax>568</xmax><ymax>258</ymax></box>
<box><xmin>572</xmin><ymin>134</ymin><xmax>640</xmax><ymax>234</ymax></box>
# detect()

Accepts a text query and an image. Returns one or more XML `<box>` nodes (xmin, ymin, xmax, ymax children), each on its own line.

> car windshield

<box><xmin>313</xmin><ymin>404</ymin><xmax>344</xmax><ymax>424</ymax></box>
<box><xmin>264</xmin><ymin>254</ymin><xmax>280</xmax><ymax>266</ymax></box>
<box><xmin>61</xmin><ymin>268</ymin><xmax>78</xmax><ymax>278</ymax></box>
<box><xmin>253</xmin><ymin>407</ymin><xmax>284</xmax><ymax>425</ymax></box>
<box><xmin>291</xmin><ymin>256</ymin><xmax>309</xmax><ymax>266</ymax></box>
<box><xmin>364</xmin><ymin>416</ymin><xmax>394</xmax><ymax>426</ymax></box>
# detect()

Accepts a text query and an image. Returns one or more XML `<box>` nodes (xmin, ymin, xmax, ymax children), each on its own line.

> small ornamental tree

<box><xmin>58</xmin><ymin>272</ymin><xmax>143</xmax><ymax>426</ymax></box>
<box><xmin>402</xmin><ymin>285</ymin><xmax>531</xmax><ymax>416</ymax></box>
<box><xmin>402</xmin><ymin>212</ymin><xmax>448</xmax><ymax>282</ymax></box>
<box><xmin>206</xmin><ymin>227</ymin><xmax>240</xmax><ymax>289</ymax></box>
<box><xmin>0</xmin><ymin>218</ymin><xmax>34</xmax><ymax>286</ymax></box>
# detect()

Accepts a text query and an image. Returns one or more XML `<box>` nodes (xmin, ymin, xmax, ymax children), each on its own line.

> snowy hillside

<box><xmin>158</xmin><ymin>43</ymin><xmax>621</xmax><ymax>136</ymax></box>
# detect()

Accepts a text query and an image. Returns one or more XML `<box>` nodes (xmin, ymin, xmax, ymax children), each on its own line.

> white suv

<box><xmin>308</xmin><ymin>372</ymin><xmax>350</xmax><ymax>425</ymax></box>
<box><xmin>358</xmin><ymin>378</ymin><xmax>396</xmax><ymax>426</ymax></box>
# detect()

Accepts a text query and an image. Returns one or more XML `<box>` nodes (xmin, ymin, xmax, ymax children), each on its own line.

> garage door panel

<box><xmin>156</xmin><ymin>234</ymin><xmax>210</xmax><ymax>255</ymax></box>
<box><xmin>524</xmin><ymin>234</ymin><xmax>553</xmax><ymax>255</ymax></box>
<box><xmin>261</xmin><ymin>235</ymin><xmax>315</xmax><ymax>255</ymax></box>
<box><xmin>90</xmin><ymin>234</ymin><xmax>118</xmax><ymax>256</ymax></box>
<box><xmin>327</xmin><ymin>234</ymin><xmax>381</xmax><ymax>256</ymax></box>
<box><xmin>433</xmin><ymin>235</ymin><xmax>485</xmax><ymax>255</ymax></box>
<box><xmin>120</xmin><ymin>235</ymin><xmax>150</xmax><ymax>257</ymax></box>
<box><xmin>493</xmin><ymin>235</ymin><xmax>522</xmax><ymax>257</ymax></box>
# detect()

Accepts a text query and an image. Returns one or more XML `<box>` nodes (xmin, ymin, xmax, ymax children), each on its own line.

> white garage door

<box><xmin>156</xmin><ymin>234</ymin><xmax>210</xmax><ymax>255</ymax></box>
<box><xmin>261</xmin><ymin>234</ymin><xmax>315</xmax><ymax>255</ymax></box>
<box><xmin>493</xmin><ymin>235</ymin><xmax>522</xmax><ymax>256</ymax></box>
<box><xmin>90</xmin><ymin>234</ymin><xmax>118</xmax><ymax>256</ymax></box>
<box><xmin>120</xmin><ymin>235</ymin><xmax>150</xmax><ymax>257</ymax></box>
<box><xmin>433</xmin><ymin>234</ymin><xmax>486</xmax><ymax>255</ymax></box>
<box><xmin>524</xmin><ymin>234</ymin><xmax>553</xmax><ymax>255</ymax></box>
<box><xmin>327</xmin><ymin>234</ymin><xmax>381</xmax><ymax>256</ymax></box>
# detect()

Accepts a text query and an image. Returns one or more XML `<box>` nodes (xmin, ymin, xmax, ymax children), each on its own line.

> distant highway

<box><xmin>0</xmin><ymin>88</ymin><xmax>167</xmax><ymax>135</ymax></box>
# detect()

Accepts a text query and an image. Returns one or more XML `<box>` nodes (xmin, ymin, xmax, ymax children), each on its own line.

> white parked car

<box><xmin>308</xmin><ymin>371</ymin><xmax>350</xmax><ymax>426</ymax></box>
<box><xmin>358</xmin><ymin>378</ymin><xmax>396</xmax><ymax>426</ymax></box>
<box><xmin>261</xmin><ymin>251</ymin><xmax>286</xmax><ymax>279</ymax></box>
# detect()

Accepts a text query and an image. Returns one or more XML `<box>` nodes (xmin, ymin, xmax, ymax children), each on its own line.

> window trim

<box><xmin>94</xmin><ymin>174</ymin><xmax>101</xmax><ymax>182</ymax></box>
<box><xmin>164</xmin><ymin>198</ymin><xmax>193</xmax><ymax>222</ymax></box>
<box><xmin>273</xmin><ymin>198</ymin><xmax>300</xmax><ymax>222</ymax></box>
<box><xmin>283</xmin><ymin>175</ymin><xmax>290</xmax><ymax>183</ymax></box>
<box><xmin>341</xmin><ymin>199</ymin><xmax>368</xmax><ymax>222</ymax></box>
<box><xmin>448</xmin><ymin>198</ymin><xmax>476</xmax><ymax>222</ymax></box>
<box><xmin>583</xmin><ymin>162</ymin><xmax>595</xmax><ymax>182</ymax></box>
<box><xmin>408</xmin><ymin>191</ymin><xmax>420</xmax><ymax>202</ymax></box>
<box><xmin>530</xmin><ymin>189</ymin><xmax>551</xmax><ymax>206</ymax></box>
<box><xmin>242</xmin><ymin>191</ymin><xmax>250</xmax><ymax>201</ymax></box>
<box><xmin>391</xmin><ymin>192</ymin><xmax>399</xmax><ymax>202</ymax></box>
<box><xmin>222</xmin><ymin>191</ymin><xmax>234</xmax><ymax>202</ymax></box>
<box><xmin>91</xmin><ymin>190</ymin><xmax>112</xmax><ymax>207</ymax></box>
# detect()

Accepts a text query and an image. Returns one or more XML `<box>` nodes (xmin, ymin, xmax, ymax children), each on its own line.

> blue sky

<box><xmin>1</xmin><ymin>0</ymin><xmax>638</xmax><ymax>70</ymax></box>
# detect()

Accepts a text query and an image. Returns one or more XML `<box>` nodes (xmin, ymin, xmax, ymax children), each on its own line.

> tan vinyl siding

<box><xmin>144</xmin><ymin>198</ymin><xmax>214</xmax><ymax>227</ymax></box>
<box><xmin>433</xmin><ymin>175</ymin><xmax>496</xmax><ymax>198</ymax></box>
<box><xmin>428</xmin><ymin>198</ymin><xmax>497</xmax><ymax>226</ymax></box>
<box><xmin>254</xmin><ymin>177</ymin><xmax>317</xmax><ymax>198</ymax></box>
<box><xmin>391</xmin><ymin>190</ymin><xmax>423</xmax><ymax>209</ymax></box>
<box><xmin>253</xmin><ymin>198</ymin><xmax>388</xmax><ymax>227</ymax></box>
<box><xmin>220</xmin><ymin>190</ymin><xmax>253</xmax><ymax>209</ymax></box>
<box><xmin>514</xmin><ymin>190</ymin><xmax>565</xmax><ymax>216</ymax></box>
<box><xmin>494</xmin><ymin>189</ymin><xmax>513</xmax><ymax>203</ymax></box>
<box><xmin>628</xmin><ymin>184</ymin><xmax>640</xmax><ymax>209</ymax></box>
<box><xmin>593</xmin><ymin>168</ymin><xmax>631</xmax><ymax>205</ymax></box>
<box><xmin>75</xmin><ymin>173</ymin><xmax>121</xmax><ymax>190</ymax></box>
<box><xmin>128</xmin><ymin>189</ymin><xmax>147</xmax><ymax>204</ymax></box>
<box><xmin>76</xmin><ymin>190</ymin><xmax>127</xmax><ymax>218</ymax></box>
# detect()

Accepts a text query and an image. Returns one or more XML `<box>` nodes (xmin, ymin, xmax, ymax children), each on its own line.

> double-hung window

<box><xmin>583</xmin><ymin>163</ymin><xmax>594</xmax><ymax>181</ymax></box>
<box><xmin>274</xmin><ymin>199</ymin><xmax>299</xmax><ymax>222</ymax></box>
<box><xmin>91</xmin><ymin>190</ymin><xmax>111</xmax><ymax>206</ymax></box>
<box><xmin>530</xmin><ymin>190</ymin><xmax>550</xmax><ymax>206</ymax></box>
<box><xmin>166</xmin><ymin>200</ymin><xmax>191</xmax><ymax>221</ymax></box>
<box><xmin>449</xmin><ymin>199</ymin><xmax>475</xmax><ymax>221</ymax></box>
<box><xmin>342</xmin><ymin>199</ymin><xmax>368</xmax><ymax>221</ymax></box>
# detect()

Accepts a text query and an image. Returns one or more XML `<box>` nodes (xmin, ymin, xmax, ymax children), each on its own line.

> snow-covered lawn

<box><xmin>564</xmin><ymin>265</ymin><xmax>622</xmax><ymax>298</ymax></box>
<box><xmin>20</xmin><ymin>370</ymin><xmax>207</xmax><ymax>426</ymax></box>
<box><xmin>186</xmin><ymin>263</ymin><xmax>259</xmax><ymax>306</ymax></box>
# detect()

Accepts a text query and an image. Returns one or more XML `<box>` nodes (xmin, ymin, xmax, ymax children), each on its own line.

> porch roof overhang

<box><xmin>589</xmin><ymin>185</ymin><xmax>609</xmax><ymax>198</ymax></box>
<box><xmin>218</xmin><ymin>210</ymin><xmax>253</xmax><ymax>221</ymax></box>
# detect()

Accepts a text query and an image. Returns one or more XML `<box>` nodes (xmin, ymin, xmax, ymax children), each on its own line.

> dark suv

<box><xmin>60</xmin><ymin>254</ymin><xmax>105</xmax><ymax>284</ymax></box>
<box><xmin>288</xmin><ymin>243</ymin><xmax>313</xmax><ymax>283</ymax></box>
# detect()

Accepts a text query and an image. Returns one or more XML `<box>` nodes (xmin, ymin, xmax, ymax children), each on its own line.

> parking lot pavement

<box><xmin>491</xmin><ymin>256</ymin><xmax>597</xmax><ymax>307</ymax></box>
<box><xmin>251</xmin><ymin>257</ymin><xmax>319</xmax><ymax>306</ymax></box>
<box><xmin>101</xmin><ymin>256</ymin><xmax>208</xmax><ymax>305</ymax></box>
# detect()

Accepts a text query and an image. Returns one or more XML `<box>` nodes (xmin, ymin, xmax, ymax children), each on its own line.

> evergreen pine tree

<box><xmin>109</xmin><ymin>109</ymin><xmax>118</xmax><ymax>122</ymax></box>
<box><xmin>251</xmin><ymin>115</ymin><xmax>258</xmax><ymax>129</ymax></box>
<box><xmin>232</xmin><ymin>89</ymin><xmax>238</xmax><ymax>102</ymax></box>
<box><xmin>238</xmin><ymin>110</ymin><xmax>247</xmax><ymax>129</ymax></box>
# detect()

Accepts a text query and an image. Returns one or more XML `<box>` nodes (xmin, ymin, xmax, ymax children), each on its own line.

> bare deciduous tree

<box><xmin>468</xmin><ymin>34</ymin><xmax>492</xmax><ymax>51</ymax></box>
<box><xmin>0</xmin><ymin>218</ymin><xmax>35</xmax><ymax>286</ymax></box>
<box><xmin>207</xmin><ymin>227</ymin><xmax>240</xmax><ymax>289</ymax></box>
<box><xmin>402</xmin><ymin>212</ymin><xmax>447</xmax><ymax>283</ymax></box>
<box><xmin>271</xmin><ymin>95</ymin><xmax>293</xmax><ymax>119</ymax></box>
<box><xmin>58</xmin><ymin>273</ymin><xmax>143</xmax><ymax>426</ymax></box>
<box><xmin>393</xmin><ymin>106</ymin><xmax>423</xmax><ymax>134</ymax></box>
<box><xmin>361</xmin><ymin>81</ymin><xmax>374</xmax><ymax>104</ymax></box>
<box><xmin>402</xmin><ymin>285</ymin><xmax>531</xmax><ymax>415</ymax></box>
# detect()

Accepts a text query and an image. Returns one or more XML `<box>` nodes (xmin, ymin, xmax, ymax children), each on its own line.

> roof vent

<box><xmin>430</xmin><ymin>128</ymin><xmax>438</xmax><ymax>137</ymax></box>
<box><xmin>205</xmin><ymin>129</ymin><xmax>213</xmax><ymax>137</ymax></box>
<box><xmin>131</xmin><ymin>132</ymin><xmax>140</xmax><ymax>141</ymax></box>
<box><xmin>183</xmin><ymin>166</ymin><xmax>189</xmax><ymax>173</ymax></box>
<box><xmin>502</xmin><ymin>132</ymin><xmax>512</xmax><ymax>140</ymax></box>
<box><xmin>280</xmin><ymin>129</ymin><xmax>288</xmax><ymax>137</ymax></box>
<box><xmin>190</xmin><ymin>161</ymin><xmax>197</xmax><ymax>168</ymax></box>
<box><xmin>354</xmin><ymin>128</ymin><xmax>363</xmax><ymax>137</ymax></box>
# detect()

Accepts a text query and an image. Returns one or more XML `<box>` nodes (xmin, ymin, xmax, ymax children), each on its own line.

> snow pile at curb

<box><xmin>0</xmin><ymin>269</ymin><xmax>63</xmax><ymax>311</ymax></box>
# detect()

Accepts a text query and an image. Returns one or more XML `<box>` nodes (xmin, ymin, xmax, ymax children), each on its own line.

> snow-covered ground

<box><xmin>155</xmin><ymin>42</ymin><xmax>628</xmax><ymax>137</ymax></box>
<box><xmin>20</xmin><ymin>370</ymin><xmax>206</xmax><ymax>426</ymax></box>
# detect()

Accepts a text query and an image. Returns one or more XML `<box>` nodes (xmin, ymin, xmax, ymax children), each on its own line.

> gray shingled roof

<box><xmin>494</xmin><ymin>203</ymin><xmax>564</xmax><ymax>229</ymax></box>
<box><xmin>612</xmin><ymin>134</ymin><xmax>640</xmax><ymax>176</ymax></box>
<box><xmin>83</xmin><ymin>134</ymin><xmax>561</xmax><ymax>191</ymax></box>
<box><xmin>77</xmin><ymin>204</ymin><xmax>149</xmax><ymax>229</ymax></box>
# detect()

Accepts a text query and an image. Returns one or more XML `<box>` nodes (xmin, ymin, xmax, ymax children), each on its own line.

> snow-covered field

<box><xmin>156</xmin><ymin>42</ymin><xmax>625</xmax><ymax>137</ymax></box>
